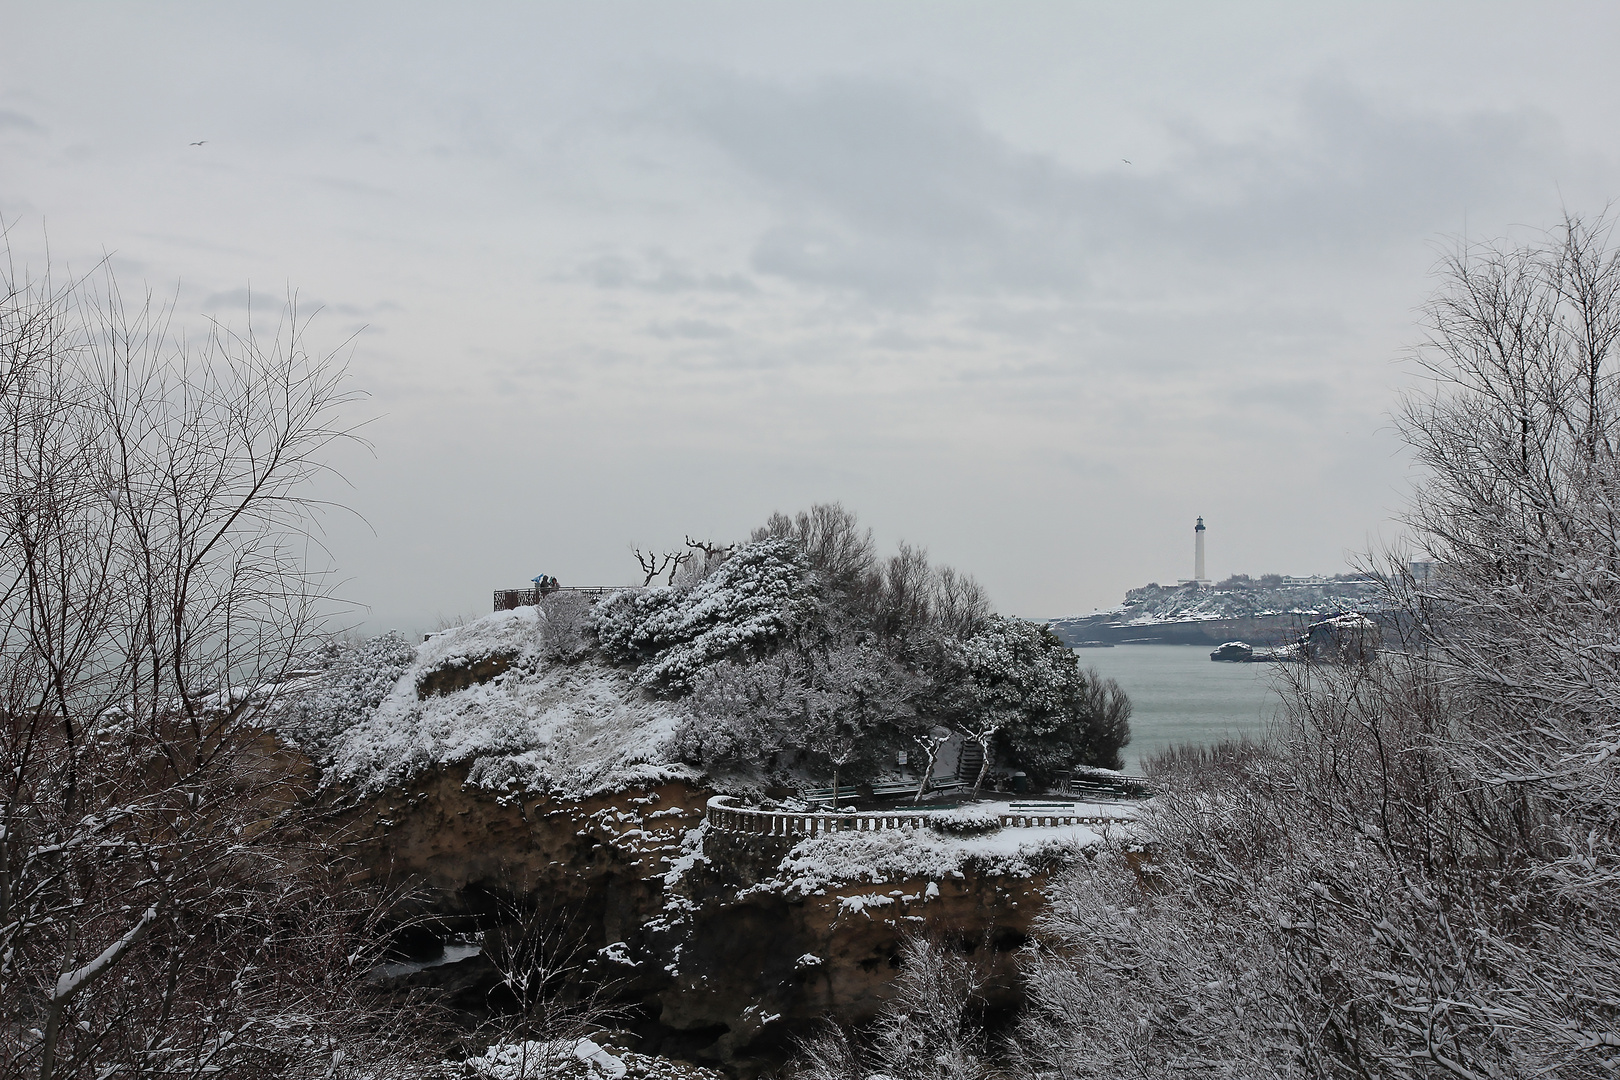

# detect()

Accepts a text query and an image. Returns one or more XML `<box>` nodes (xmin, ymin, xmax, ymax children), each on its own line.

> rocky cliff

<box><xmin>339</xmin><ymin>768</ymin><xmax>1094</xmax><ymax>1075</ymax></box>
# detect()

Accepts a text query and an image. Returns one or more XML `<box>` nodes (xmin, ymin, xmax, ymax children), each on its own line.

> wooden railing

<box><xmin>704</xmin><ymin>795</ymin><xmax>1135</xmax><ymax>836</ymax></box>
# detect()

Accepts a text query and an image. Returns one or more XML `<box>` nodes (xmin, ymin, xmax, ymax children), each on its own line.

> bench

<box><xmin>872</xmin><ymin>777</ymin><xmax>965</xmax><ymax>799</ymax></box>
<box><xmin>869</xmin><ymin>779</ymin><xmax>923</xmax><ymax>799</ymax></box>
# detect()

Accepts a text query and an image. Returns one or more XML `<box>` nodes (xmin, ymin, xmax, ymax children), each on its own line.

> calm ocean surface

<box><xmin>1073</xmin><ymin>644</ymin><xmax>1286</xmax><ymax>774</ymax></box>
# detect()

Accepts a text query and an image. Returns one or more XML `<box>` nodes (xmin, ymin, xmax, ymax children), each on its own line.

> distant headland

<box><xmin>1047</xmin><ymin>573</ymin><xmax>1383</xmax><ymax>647</ymax></box>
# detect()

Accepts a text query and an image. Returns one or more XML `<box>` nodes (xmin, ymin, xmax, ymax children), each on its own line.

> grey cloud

<box><xmin>868</xmin><ymin>327</ymin><xmax>944</xmax><ymax>351</ymax></box>
<box><xmin>306</xmin><ymin>174</ymin><xmax>398</xmax><ymax>199</ymax></box>
<box><xmin>201</xmin><ymin>288</ymin><xmax>394</xmax><ymax>318</ymax></box>
<box><xmin>579</xmin><ymin>252</ymin><xmax>757</xmax><ymax>294</ymax></box>
<box><xmin>1127</xmin><ymin>83</ymin><xmax>1561</xmax><ymax>258</ymax></box>
<box><xmin>682</xmin><ymin>78</ymin><xmax>1084</xmax><ymax>301</ymax></box>
<box><xmin>1219</xmin><ymin>378</ymin><xmax>1335</xmax><ymax>415</ymax></box>
<box><xmin>647</xmin><ymin>318</ymin><xmax>734</xmax><ymax>340</ymax></box>
<box><xmin>0</xmin><ymin>110</ymin><xmax>42</xmax><ymax>134</ymax></box>
<box><xmin>671</xmin><ymin>75</ymin><xmax>1564</xmax><ymax>304</ymax></box>
<box><xmin>201</xmin><ymin>288</ymin><xmax>282</xmax><ymax>312</ymax></box>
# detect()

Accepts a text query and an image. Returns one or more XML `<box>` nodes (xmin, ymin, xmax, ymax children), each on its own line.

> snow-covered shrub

<box><xmin>459</xmin><ymin>1038</ymin><xmax>624</xmax><ymax>1079</ymax></box>
<box><xmin>773</xmin><ymin>822</ymin><xmax>1097</xmax><ymax>895</ymax></box>
<box><xmin>455</xmin><ymin>1039</ymin><xmax>725</xmax><ymax>1078</ymax></box>
<box><xmin>926</xmin><ymin>804</ymin><xmax>1002</xmax><ymax>836</ymax></box>
<box><xmin>535</xmin><ymin>591</ymin><xmax>598</xmax><ymax>663</ymax></box>
<box><xmin>313</xmin><ymin>608</ymin><xmax>692</xmax><ymax>797</ymax></box>
<box><xmin>326</xmin><ymin>658</ymin><xmax>690</xmax><ymax>798</ymax></box>
<box><xmin>593</xmin><ymin>537</ymin><xmax>819</xmax><ymax>693</ymax></box>
<box><xmin>673</xmin><ymin>657</ymin><xmax>788</xmax><ymax>768</ymax></box>
<box><xmin>593</xmin><ymin>586</ymin><xmax>682</xmax><ymax>667</ymax></box>
<box><xmin>676</xmin><ymin>643</ymin><xmax>916</xmax><ymax>779</ymax></box>
<box><xmin>273</xmin><ymin>630</ymin><xmax>419</xmax><ymax>752</ymax></box>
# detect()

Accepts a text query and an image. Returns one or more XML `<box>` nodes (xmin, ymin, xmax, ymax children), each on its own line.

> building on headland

<box><xmin>1179</xmin><ymin>516</ymin><xmax>1211</xmax><ymax>586</ymax></box>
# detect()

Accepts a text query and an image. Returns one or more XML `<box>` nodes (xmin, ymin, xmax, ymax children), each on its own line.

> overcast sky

<box><xmin>5</xmin><ymin>2</ymin><xmax>1619</xmax><ymax>631</ymax></box>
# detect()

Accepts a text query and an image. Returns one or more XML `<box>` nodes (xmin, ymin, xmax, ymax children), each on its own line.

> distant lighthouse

<box><xmin>1194</xmin><ymin>516</ymin><xmax>1208</xmax><ymax>584</ymax></box>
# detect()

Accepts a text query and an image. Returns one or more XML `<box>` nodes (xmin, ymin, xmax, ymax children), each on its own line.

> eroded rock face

<box><xmin>414</xmin><ymin>650</ymin><xmax>519</xmax><ymax>697</ymax></box>
<box><xmin>653</xmin><ymin>829</ymin><xmax>1043</xmax><ymax>1071</ymax></box>
<box><xmin>340</xmin><ymin>772</ymin><xmax>1065</xmax><ymax>1076</ymax></box>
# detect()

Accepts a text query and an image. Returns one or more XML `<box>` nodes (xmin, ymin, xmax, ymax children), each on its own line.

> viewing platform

<box><xmin>493</xmin><ymin>584</ymin><xmax>641</xmax><ymax>611</ymax></box>
<box><xmin>703</xmin><ymin>794</ymin><xmax>1137</xmax><ymax>837</ymax></box>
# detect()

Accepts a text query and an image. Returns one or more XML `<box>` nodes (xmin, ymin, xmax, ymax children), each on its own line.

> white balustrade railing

<box><xmin>704</xmin><ymin>795</ymin><xmax>1133</xmax><ymax>837</ymax></box>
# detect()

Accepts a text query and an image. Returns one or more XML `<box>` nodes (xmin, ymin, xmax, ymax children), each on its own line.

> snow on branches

<box><xmin>594</xmin><ymin>536</ymin><xmax>819</xmax><ymax>693</ymax></box>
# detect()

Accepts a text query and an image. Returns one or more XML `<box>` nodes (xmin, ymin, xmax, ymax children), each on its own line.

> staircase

<box><xmin>956</xmin><ymin>740</ymin><xmax>985</xmax><ymax>785</ymax></box>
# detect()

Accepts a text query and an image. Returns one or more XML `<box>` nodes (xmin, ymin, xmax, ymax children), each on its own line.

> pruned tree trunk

<box><xmin>912</xmin><ymin>730</ymin><xmax>950</xmax><ymax>804</ymax></box>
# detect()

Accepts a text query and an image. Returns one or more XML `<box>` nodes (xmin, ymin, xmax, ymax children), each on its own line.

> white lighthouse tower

<box><xmin>1194</xmin><ymin>516</ymin><xmax>1208</xmax><ymax>584</ymax></box>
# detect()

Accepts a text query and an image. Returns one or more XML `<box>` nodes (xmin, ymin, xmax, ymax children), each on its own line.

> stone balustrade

<box><xmin>704</xmin><ymin>795</ymin><xmax>1133</xmax><ymax>837</ymax></box>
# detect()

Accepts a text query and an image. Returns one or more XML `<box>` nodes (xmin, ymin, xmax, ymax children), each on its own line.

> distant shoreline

<box><xmin>1049</xmin><ymin>611</ymin><xmax>1330</xmax><ymax>648</ymax></box>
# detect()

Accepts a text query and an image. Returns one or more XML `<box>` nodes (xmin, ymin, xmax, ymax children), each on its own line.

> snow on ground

<box><xmin>322</xmin><ymin>608</ymin><xmax>695</xmax><ymax>798</ymax></box>
<box><xmin>454</xmin><ymin>1038</ymin><xmax>722</xmax><ymax>1079</ymax></box>
<box><xmin>764</xmin><ymin>822</ymin><xmax>1113</xmax><ymax>898</ymax></box>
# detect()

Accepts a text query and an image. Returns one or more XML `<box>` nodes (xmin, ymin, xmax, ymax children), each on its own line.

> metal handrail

<box><xmin>492</xmin><ymin>585</ymin><xmax>645</xmax><ymax>611</ymax></box>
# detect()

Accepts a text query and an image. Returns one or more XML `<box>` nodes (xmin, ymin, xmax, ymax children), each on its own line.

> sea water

<box><xmin>1073</xmin><ymin>644</ymin><xmax>1285</xmax><ymax>774</ymax></box>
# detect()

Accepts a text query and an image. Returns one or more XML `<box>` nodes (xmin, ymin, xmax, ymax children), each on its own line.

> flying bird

<box><xmin>1122</xmin><ymin>158</ymin><xmax>1132</xmax><ymax>164</ymax></box>
<box><xmin>189</xmin><ymin>140</ymin><xmax>207</xmax><ymax>146</ymax></box>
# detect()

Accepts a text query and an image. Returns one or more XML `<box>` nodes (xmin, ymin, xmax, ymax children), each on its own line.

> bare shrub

<box><xmin>1008</xmin><ymin>214</ymin><xmax>1620</xmax><ymax>1078</ymax></box>
<box><xmin>535</xmin><ymin>591</ymin><xmax>596</xmax><ymax>663</ymax></box>
<box><xmin>792</xmin><ymin>936</ymin><xmax>994</xmax><ymax>1080</ymax></box>
<box><xmin>0</xmin><ymin>259</ymin><xmax>442</xmax><ymax>1076</ymax></box>
<box><xmin>453</xmin><ymin>878</ymin><xmax>627</xmax><ymax>1080</ymax></box>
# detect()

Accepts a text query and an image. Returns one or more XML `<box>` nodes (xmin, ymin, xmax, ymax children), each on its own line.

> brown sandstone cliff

<box><xmin>338</xmin><ymin>769</ymin><xmax>1071</xmax><ymax>1074</ymax></box>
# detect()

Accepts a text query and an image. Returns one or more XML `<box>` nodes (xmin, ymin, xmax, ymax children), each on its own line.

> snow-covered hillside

<box><xmin>277</xmin><ymin>605</ymin><xmax>696</xmax><ymax>799</ymax></box>
<box><xmin>273</xmin><ymin>518</ymin><xmax>1134</xmax><ymax>801</ymax></box>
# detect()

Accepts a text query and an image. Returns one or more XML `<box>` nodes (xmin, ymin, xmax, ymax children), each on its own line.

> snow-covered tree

<box><xmin>957</xmin><ymin>616</ymin><xmax>1132</xmax><ymax>779</ymax></box>
<box><xmin>594</xmin><ymin>536</ymin><xmax>819</xmax><ymax>693</ymax></box>
<box><xmin>677</xmin><ymin>642</ymin><xmax>917</xmax><ymax>780</ymax></box>
<box><xmin>1008</xmin><ymin>213</ymin><xmax>1620</xmax><ymax>1078</ymax></box>
<box><xmin>603</xmin><ymin>506</ymin><xmax>1125</xmax><ymax>789</ymax></box>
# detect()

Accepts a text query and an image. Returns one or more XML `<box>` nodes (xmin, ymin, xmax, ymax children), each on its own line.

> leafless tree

<box><xmin>930</xmin><ymin>566</ymin><xmax>990</xmax><ymax>639</ymax></box>
<box><xmin>792</xmin><ymin>936</ymin><xmax>993</xmax><ymax>1080</ymax></box>
<box><xmin>683</xmin><ymin>535</ymin><xmax>733</xmax><ymax>562</ymax></box>
<box><xmin>632</xmin><ymin>547</ymin><xmax>689</xmax><ymax>587</ymax></box>
<box><xmin>0</xmin><ymin>259</ymin><xmax>440</xmax><ymax>1077</ymax></box>
<box><xmin>668</xmin><ymin>536</ymin><xmax>734</xmax><ymax>588</ymax></box>
<box><xmin>811</xmin><ymin>728</ymin><xmax>859</xmax><ymax>808</ymax></box>
<box><xmin>1006</xmin><ymin>213</ymin><xmax>1620</xmax><ymax>1078</ymax></box>
<box><xmin>753</xmin><ymin>502</ymin><xmax>876</xmax><ymax>596</ymax></box>
<box><xmin>462</xmin><ymin>878</ymin><xmax>623</xmax><ymax>1076</ymax></box>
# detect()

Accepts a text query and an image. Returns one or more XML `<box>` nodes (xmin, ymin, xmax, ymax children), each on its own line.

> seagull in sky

<box><xmin>189</xmin><ymin>140</ymin><xmax>207</xmax><ymax>146</ymax></box>
<box><xmin>1122</xmin><ymin>158</ymin><xmax>1132</xmax><ymax>164</ymax></box>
